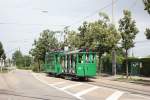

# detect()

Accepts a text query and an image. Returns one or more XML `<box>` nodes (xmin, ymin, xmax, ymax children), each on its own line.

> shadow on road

<box><xmin>0</xmin><ymin>89</ymin><xmax>76</xmax><ymax>100</ymax></box>
<box><xmin>130</xmin><ymin>79</ymin><xmax>150</xmax><ymax>86</ymax></box>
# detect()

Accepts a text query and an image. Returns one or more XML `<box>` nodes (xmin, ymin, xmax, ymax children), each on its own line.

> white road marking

<box><xmin>31</xmin><ymin>73</ymin><xmax>84</xmax><ymax>100</ymax></box>
<box><xmin>51</xmin><ymin>82</ymin><xmax>66</xmax><ymax>86</ymax></box>
<box><xmin>75</xmin><ymin>86</ymin><xmax>99</xmax><ymax>97</ymax></box>
<box><xmin>31</xmin><ymin>72</ymin><xmax>150</xmax><ymax>100</ymax></box>
<box><xmin>130</xmin><ymin>93</ymin><xmax>150</xmax><ymax>100</ymax></box>
<box><xmin>106</xmin><ymin>91</ymin><xmax>124</xmax><ymax>100</ymax></box>
<box><xmin>60</xmin><ymin>83</ymin><xmax>83</xmax><ymax>90</ymax></box>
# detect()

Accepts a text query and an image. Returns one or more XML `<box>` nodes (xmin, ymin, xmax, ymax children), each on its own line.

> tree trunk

<box><xmin>98</xmin><ymin>52</ymin><xmax>102</xmax><ymax>75</ymax></box>
<box><xmin>112</xmin><ymin>49</ymin><xmax>116</xmax><ymax>76</ymax></box>
<box><xmin>38</xmin><ymin>59</ymin><xmax>40</xmax><ymax>72</ymax></box>
<box><xmin>125</xmin><ymin>49</ymin><xmax>129</xmax><ymax>78</ymax></box>
<box><xmin>0</xmin><ymin>58</ymin><xmax>2</xmax><ymax>72</ymax></box>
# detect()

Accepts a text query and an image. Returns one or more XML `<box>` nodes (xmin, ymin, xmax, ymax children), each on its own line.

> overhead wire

<box><xmin>66</xmin><ymin>0</ymin><xmax>119</xmax><ymax>28</ymax></box>
<box><xmin>135</xmin><ymin>40</ymin><xmax>150</xmax><ymax>44</ymax></box>
<box><xmin>129</xmin><ymin>0</ymin><xmax>138</xmax><ymax>10</ymax></box>
<box><xmin>0</xmin><ymin>22</ymin><xmax>66</xmax><ymax>27</ymax></box>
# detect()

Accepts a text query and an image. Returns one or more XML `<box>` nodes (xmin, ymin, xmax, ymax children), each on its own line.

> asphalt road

<box><xmin>0</xmin><ymin>70</ymin><xmax>77</xmax><ymax>100</ymax></box>
<box><xmin>32</xmin><ymin>71</ymin><xmax>150</xmax><ymax>100</ymax></box>
<box><xmin>0</xmin><ymin>70</ymin><xmax>150</xmax><ymax>100</ymax></box>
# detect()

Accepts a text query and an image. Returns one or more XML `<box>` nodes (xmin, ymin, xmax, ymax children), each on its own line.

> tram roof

<box><xmin>46</xmin><ymin>50</ymin><xmax>64</xmax><ymax>54</ymax></box>
<box><xmin>65</xmin><ymin>49</ymin><xmax>96</xmax><ymax>54</ymax></box>
<box><xmin>65</xmin><ymin>49</ymin><xmax>81</xmax><ymax>54</ymax></box>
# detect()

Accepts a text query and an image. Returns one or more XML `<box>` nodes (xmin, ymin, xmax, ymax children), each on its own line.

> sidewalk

<box><xmin>90</xmin><ymin>75</ymin><xmax>150</xmax><ymax>96</ymax></box>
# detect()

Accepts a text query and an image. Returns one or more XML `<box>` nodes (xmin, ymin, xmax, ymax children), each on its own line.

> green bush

<box><xmin>31</xmin><ymin>63</ymin><xmax>39</xmax><ymax>72</ymax></box>
<box><xmin>101</xmin><ymin>54</ymin><xmax>124</xmax><ymax>74</ymax></box>
<box><xmin>102</xmin><ymin>54</ymin><xmax>112</xmax><ymax>74</ymax></box>
<box><xmin>122</xmin><ymin>57</ymin><xmax>150</xmax><ymax>76</ymax></box>
<box><xmin>140</xmin><ymin>58</ymin><xmax>150</xmax><ymax>77</ymax></box>
<box><xmin>122</xmin><ymin>57</ymin><xmax>140</xmax><ymax>74</ymax></box>
<box><xmin>31</xmin><ymin>61</ymin><xmax>44</xmax><ymax>72</ymax></box>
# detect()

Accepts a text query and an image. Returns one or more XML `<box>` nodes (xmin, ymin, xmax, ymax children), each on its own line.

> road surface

<box><xmin>0</xmin><ymin>69</ymin><xmax>150</xmax><ymax>100</ymax></box>
<box><xmin>0</xmin><ymin>70</ymin><xmax>76</xmax><ymax>100</ymax></box>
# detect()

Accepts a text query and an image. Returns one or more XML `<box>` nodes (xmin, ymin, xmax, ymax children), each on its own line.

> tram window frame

<box><xmin>85</xmin><ymin>53</ymin><xmax>95</xmax><ymax>63</ymax></box>
<box><xmin>86</xmin><ymin>53</ymin><xmax>90</xmax><ymax>63</ymax></box>
<box><xmin>78</xmin><ymin>53</ymin><xmax>84</xmax><ymax>63</ymax></box>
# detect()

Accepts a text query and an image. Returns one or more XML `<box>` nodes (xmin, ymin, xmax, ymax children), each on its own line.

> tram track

<box><xmin>88</xmin><ymin>80</ymin><xmax>150</xmax><ymax>98</ymax></box>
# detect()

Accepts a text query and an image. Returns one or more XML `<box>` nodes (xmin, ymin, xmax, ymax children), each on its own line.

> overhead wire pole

<box><xmin>63</xmin><ymin>26</ymin><xmax>69</xmax><ymax>51</ymax></box>
<box><xmin>112</xmin><ymin>0</ymin><xmax>117</xmax><ymax>76</ymax></box>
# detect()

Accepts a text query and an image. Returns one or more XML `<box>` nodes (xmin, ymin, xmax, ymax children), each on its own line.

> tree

<box><xmin>143</xmin><ymin>0</ymin><xmax>150</xmax><ymax>39</ymax></box>
<box><xmin>145</xmin><ymin>28</ymin><xmax>150</xmax><ymax>39</ymax></box>
<box><xmin>118</xmin><ymin>10</ymin><xmax>139</xmax><ymax>78</ymax></box>
<box><xmin>0</xmin><ymin>42</ymin><xmax>4</xmax><ymax>58</ymax></box>
<box><xmin>30</xmin><ymin>29</ymin><xmax>58</xmax><ymax>72</ymax></box>
<box><xmin>0</xmin><ymin>41</ymin><xmax>6</xmax><ymax>71</ymax></box>
<box><xmin>12</xmin><ymin>50</ymin><xmax>32</xmax><ymax>69</ymax></box>
<box><xmin>67</xmin><ymin>21</ymin><xmax>89</xmax><ymax>49</ymax></box>
<box><xmin>1</xmin><ymin>53</ymin><xmax>6</xmax><ymax>60</ymax></box>
<box><xmin>143</xmin><ymin>0</ymin><xmax>150</xmax><ymax>14</ymax></box>
<box><xmin>78</xmin><ymin>21</ymin><xmax>89</xmax><ymax>48</ymax></box>
<box><xmin>67</xmin><ymin>13</ymin><xmax>120</xmax><ymax>74</ymax></box>
<box><xmin>67</xmin><ymin>30</ymin><xmax>81</xmax><ymax>49</ymax></box>
<box><xmin>12</xmin><ymin>50</ymin><xmax>24</xmax><ymax>68</ymax></box>
<box><xmin>23</xmin><ymin>55</ymin><xmax>32</xmax><ymax>67</ymax></box>
<box><xmin>90</xmin><ymin>14</ymin><xmax>120</xmax><ymax>74</ymax></box>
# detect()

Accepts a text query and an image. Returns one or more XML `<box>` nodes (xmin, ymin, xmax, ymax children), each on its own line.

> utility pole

<box><xmin>0</xmin><ymin>58</ymin><xmax>3</xmax><ymax>72</ymax></box>
<box><xmin>64</xmin><ymin>26</ymin><xmax>69</xmax><ymax>51</ymax></box>
<box><xmin>112</xmin><ymin>0</ymin><xmax>116</xmax><ymax>76</ymax></box>
<box><xmin>64</xmin><ymin>26</ymin><xmax>69</xmax><ymax>45</ymax></box>
<box><xmin>63</xmin><ymin>26</ymin><xmax>69</xmax><ymax>73</ymax></box>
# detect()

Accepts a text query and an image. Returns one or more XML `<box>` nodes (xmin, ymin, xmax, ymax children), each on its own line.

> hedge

<box><xmin>122</xmin><ymin>57</ymin><xmax>140</xmax><ymax>74</ymax></box>
<box><xmin>102</xmin><ymin>56</ymin><xmax>150</xmax><ymax>77</ymax></box>
<box><xmin>140</xmin><ymin>58</ymin><xmax>150</xmax><ymax>77</ymax></box>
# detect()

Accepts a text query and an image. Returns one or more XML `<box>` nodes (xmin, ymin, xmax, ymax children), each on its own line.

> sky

<box><xmin>0</xmin><ymin>0</ymin><xmax>150</xmax><ymax>58</ymax></box>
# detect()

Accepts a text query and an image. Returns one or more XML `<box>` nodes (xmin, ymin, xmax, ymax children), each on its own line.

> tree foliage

<box><xmin>68</xmin><ymin>13</ymin><xmax>120</xmax><ymax>54</ymax></box>
<box><xmin>143</xmin><ymin>0</ymin><xmax>150</xmax><ymax>14</ymax></box>
<box><xmin>30</xmin><ymin>29</ymin><xmax>58</xmax><ymax>71</ymax></box>
<box><xmin>143</xmin><ymin>0</ymin><xmax>150</xmax><ymax>39</ymax></box>
<box><xmin>118</xmin><ymin>10</ymin><xmax>139</xmax><ymax>78</ymax></box>
<box><xmin>0</xmin><ymin>41</ymin><xmax>6</xmax><ymax>60</ymax></box>
<box><xmin>12</xmin><ymin>50</ymin><xmax>32</xmax><ymax>68</ymax></box>
<box><xmin>67</xmin><ymin>30</ymin><xmax>81</xmax><ymax>49</ymax></box>
<box><xmin>119</xmin><ymin>10</ymin><xmax>139</xmax><ymax>50</ymax></box>
<box><xmin>12</xmin><ymin>50</ymin><xmax>24</xmax><ymax>68</ymax></box>
<box><xmin>67</xmin><ymin>12</ymin><xmax>120</xmax><ymax>73</ymax></box>
<box><xmin>78</xmin><ymin>21</ymin><xmax>88</xmax><ymax>48</ymax></box>
<box><xmin>23</xmin><ymin>55</ymin><xmax>32</xmax><ymax>67</ymax></box>
<box><xmin>145</xmin><ymin>28</ymin><xmax>150</xmax><ymax>39</ymax></box>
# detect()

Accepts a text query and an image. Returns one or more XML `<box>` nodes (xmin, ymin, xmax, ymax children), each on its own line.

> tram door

<box><xmin>77</xmin><ymin>53</ymin><xmax>96</xmax><ymax>77</ymax></box>
<box><xmin>84</xmin><ymin>53</ymin><xmax>96</xmax><ymax>76</ymax></box>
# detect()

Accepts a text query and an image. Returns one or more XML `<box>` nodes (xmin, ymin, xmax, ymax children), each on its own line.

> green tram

<box><xmin>44</xmin><ymin>49</ymin><xmax>97</xmax><ymax>79</ymax></box>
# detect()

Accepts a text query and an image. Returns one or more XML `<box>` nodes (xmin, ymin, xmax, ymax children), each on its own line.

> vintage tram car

<box><xmin>44</xmin><ymin>49</ymin><xmax>96</xmax><ymax>79</ymax></box>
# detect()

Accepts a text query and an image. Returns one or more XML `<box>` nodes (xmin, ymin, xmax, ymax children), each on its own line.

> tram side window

<box><xmin>92</xmin><ymin>54</ymin><xmax>96</xmax><ymax>63</ymax></box>
<box><xmin>56</xmin><ymin>55</ymin><xmax>59</xmax><ymax>63</ymax></box>
<box><xmin>72</xmin><ymin>55</ymin><xmax>76</xmax><ymax>68</ymax></box>
<box><xmin>86</xmin><ymin>54</ymin><xmax>89</xmax><ymax>63</ymax></box>
<box><xmin>90</xmin><ymin>54</ymin><xmax>94</xmax><ymax>63</ymax></box>
<box><xmin>57</xmin><ymin>55</ymin><xmax>61</xmax><ymax>64</ymax></box>
<box><xmin>86</xmin><ymin>54</ymin><xmax>95</xmax><ymax>63</ymax></box>
<box><xmin>69</xmin><ymin>55</ymin><xmax>72</xmax><ymax>69</ymax></box>
<box><xmin>78</xmin><ymin>54</ymin><xmax>84</xmax><ymax>63</ymax></box>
